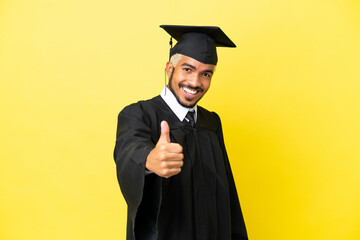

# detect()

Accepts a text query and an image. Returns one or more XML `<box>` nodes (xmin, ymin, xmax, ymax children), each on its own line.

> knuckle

<box><xmin>162</xmin><ymin>169</ymin><xmax>169</xmax><ymax>176</ymax></box>
<box><xmin>159</xmin><ymin>153</ymin><xmax>166</xmax><ymax>161</ymax></box>
<box><xmin>160</xmin><ymin>161</ymin><xmax>168</xmax><ymax>168</ymax></box>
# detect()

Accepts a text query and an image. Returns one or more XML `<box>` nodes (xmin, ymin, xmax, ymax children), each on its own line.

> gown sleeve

<box><xmin>113</xmin><ymin>103</ymin><xmax>159</xmax><ymax>239</ymax></box>
<box><xmin>215</xmin><ymin>113</ymin><xmax>249</xmax><ymax>240</ymax></box>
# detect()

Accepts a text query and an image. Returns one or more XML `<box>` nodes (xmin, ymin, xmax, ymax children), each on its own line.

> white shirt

<box><xmin>160</xmin><ymin>86</ymin><xmax>197</xmax><ymax>122</ymax></box>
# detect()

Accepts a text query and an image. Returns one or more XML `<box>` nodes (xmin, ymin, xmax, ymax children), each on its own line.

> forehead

<box><xmin>178</xmin><ymin>55</ymin><xmax>216</xmax><ymax>70</ymax></box>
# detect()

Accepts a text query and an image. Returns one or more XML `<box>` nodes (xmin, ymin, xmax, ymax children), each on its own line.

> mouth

<box><xmin>180</xmin><ymin>85</ymin><xmax>203</xmax><ymax>99</ymax></box>
<box><xmin>183</xmin><ymin>86</ymin><xmax>198</xmax><ymax>96</ymax></box>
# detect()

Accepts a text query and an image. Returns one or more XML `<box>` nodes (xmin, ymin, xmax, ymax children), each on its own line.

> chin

<box><xmin>179</xmin><ymin>98</ymin><xmax>198</xmax><ymax>108</ymax></box>
<box><xmin>182</xmin><ymin>103</ymin><xmax>196</xmax><ymax>108</ymax></box>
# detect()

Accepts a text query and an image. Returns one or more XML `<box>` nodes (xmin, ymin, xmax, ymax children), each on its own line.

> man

<box><xmin>114</xmin><ymin>25</ymin><xmax>248</xmax><ymax>240</ymax></box>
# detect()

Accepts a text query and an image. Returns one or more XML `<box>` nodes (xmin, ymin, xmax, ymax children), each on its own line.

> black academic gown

<box><xmin>114</xmin><ymin>96</ymin><xmax>248</xmax><ymax>240</ymax></box>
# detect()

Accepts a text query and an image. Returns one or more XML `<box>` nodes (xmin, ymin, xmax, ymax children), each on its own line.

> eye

<box><xmin>183</xmin><ymin>67</ymin><xmax>192</xmax><ymax>72</ymax></box>
<box><xmin>202</xmin><ymin>72</ymin><xmax>212</xmax><ymax>78</ymax></box>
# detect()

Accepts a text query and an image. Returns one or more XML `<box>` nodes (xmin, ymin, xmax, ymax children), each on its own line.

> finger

<box><xmin>162</xmin><ymin>168</ymin><xmax>182</xmax><ymax>178</ymax></box>
<box><xmin>159</xmin><ymin>143</ymin><xmax>183</xmax><ymax>153</ymax></box>
<box><xmin>158</xmin><ymin>120</ymin><xmax>170</xmax><ymax>144</ymax></box>
<box><xmin>159</xmin><ymin>152</ymin><xmax>184</xmax><ymax>161</ymax></box>
<box><xmin>160</xmin><ymin>160</ymin><xmax>184</xmax><ymax>169</ymax></box>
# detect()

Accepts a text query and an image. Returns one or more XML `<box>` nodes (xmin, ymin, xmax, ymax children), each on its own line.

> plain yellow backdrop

<box><xmin>1</xmin><ymin>0</ymin><xmax>359</xmax><ymax>239</ymax></box>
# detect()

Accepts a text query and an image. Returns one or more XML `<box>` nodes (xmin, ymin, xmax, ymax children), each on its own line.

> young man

<box><xmin>114</xmin><ymin>25</ymin><xmax>248</xmax><ymax>240</ymax></box>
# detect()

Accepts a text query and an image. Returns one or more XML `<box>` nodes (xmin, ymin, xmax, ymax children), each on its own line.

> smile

<box><xmin>183</xmin><ymin>86</ymin><xmax>198</xmax><ymax>95</ymax></box>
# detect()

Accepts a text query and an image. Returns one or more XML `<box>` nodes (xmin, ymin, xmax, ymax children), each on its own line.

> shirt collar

<box><xmin>160</xmin><ymin>86</ymin><xmax>197</xmax><ymax>122</ymax></box>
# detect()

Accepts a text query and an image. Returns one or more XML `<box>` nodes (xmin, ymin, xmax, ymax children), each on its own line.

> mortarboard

<box><xmin>160</xmin><ymin>25</ymin><xmax>236</xmax><ymax>65</ymax></box>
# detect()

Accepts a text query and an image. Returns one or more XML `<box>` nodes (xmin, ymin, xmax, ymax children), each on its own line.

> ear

<box><xmin>166</xmin><ymin>62</ymin><xmax>174</xmax><ymax>78</ymax></box>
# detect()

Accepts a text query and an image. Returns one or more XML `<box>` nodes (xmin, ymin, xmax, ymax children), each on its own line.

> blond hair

<box><xmin>170</xmin><ymin>53</ymin><xmax>183</xmax><ymax>67</ymax></box>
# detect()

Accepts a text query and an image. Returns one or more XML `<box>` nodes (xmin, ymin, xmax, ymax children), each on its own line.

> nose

<box><xmin>187</xmin><ymin>73</ymin><xmax>201</xmax><ymax>88</ymax></box>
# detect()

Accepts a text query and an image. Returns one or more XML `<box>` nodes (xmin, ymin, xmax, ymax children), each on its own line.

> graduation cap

<box><xmin>160</xmin><ymin>25</ymin><xmax>236</xmax><ymax>65</ymax></box>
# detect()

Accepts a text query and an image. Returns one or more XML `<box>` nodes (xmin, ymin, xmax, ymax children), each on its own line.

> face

<box><xmin>166</xmin><ymin>55</ymin><xmax>215</xmax><ymax>108</ymax></box>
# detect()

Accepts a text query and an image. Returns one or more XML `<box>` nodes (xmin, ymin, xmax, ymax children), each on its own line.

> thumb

<box><xmin>158</xmin><ymin>120</ymin><xmax>170</xmax><ymax>144</ymax></box>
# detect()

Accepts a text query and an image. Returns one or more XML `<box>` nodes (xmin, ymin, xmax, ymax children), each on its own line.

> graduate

<box><xmin>114</xmin><ymin>25</ymin><xmax>248</xmax><ymax>240</ymax></box>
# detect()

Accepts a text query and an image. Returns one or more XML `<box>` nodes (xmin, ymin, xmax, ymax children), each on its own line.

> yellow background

<box><xmin>1</xmin><ymin>0</ymin><xmax>359</xmax><ymax>239</ymax></box>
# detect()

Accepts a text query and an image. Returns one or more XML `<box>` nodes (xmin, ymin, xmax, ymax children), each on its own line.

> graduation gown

<box><xmin>114</xmin><ymin>96</ymin><xmax>248</xmax><ymax>240</ymax></box>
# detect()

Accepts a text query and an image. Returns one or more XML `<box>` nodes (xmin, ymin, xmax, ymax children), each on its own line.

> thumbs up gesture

<box><xmin>146</xmin><ymin>121</ymin><xmax>184</xmax><ymax>178</ymax></box>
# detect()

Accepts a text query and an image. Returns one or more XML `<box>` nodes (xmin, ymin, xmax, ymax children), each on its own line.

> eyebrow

<box><xmin>181</xmin><ymin>63</ymin><xmax>214</xmax><ymax>74</ymax></box>
<box><xmin>181</xmin><ymin>63</ymin><xmax>196</xmax><ymax>69</ymax></box>
<box><xmin>203</xmin><ymin>69</ymin><xmax>214</xmax><ymax>74</ymax></box>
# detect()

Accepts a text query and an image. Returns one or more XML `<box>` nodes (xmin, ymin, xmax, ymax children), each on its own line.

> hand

<box><xmin>146</xmin><ymin>121</ymin><xmax>184</xmax><ymax>178</ymax></box>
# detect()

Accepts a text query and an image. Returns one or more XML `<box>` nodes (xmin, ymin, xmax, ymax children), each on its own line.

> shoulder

<box><xmin>120</xmin><ymin>96</ymin><xmax>160</xmax><ymax>113</ymax></box>
<box><xmin>198</xmin><ymin>106</ymin><xmax>220</xmax><ymax>118</ymax></box>
<box><xmin>197</xmin><ymin>106</ymin><xmax>222</xmax><ymax>131</ymax></box>
<box><xmin>119</xmin><ymin>96</ymin><xmax>164</xmax><ymax>119</ymax></box>
<box><xmin>117</xmin><ymin>96</ymin><xmax>178</xmax><ymax>132</ymax></box>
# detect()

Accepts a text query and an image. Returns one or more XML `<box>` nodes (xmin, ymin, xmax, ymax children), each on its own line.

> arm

<box><xmin>113</xmin><ymin>103</ymin><xmax>184</xmax><ymax>237</ymax></box>
<box><xmin>114</xmin><ymin>104</ymin><xmax>155</xmax><ymax>214</ymax></box>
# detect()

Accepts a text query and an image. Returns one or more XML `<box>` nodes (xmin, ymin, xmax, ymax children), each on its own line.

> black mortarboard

<box><xmin>160</xmin><ymin>25</ymin><xmax>236</xmax><ymax>65</ymax></box>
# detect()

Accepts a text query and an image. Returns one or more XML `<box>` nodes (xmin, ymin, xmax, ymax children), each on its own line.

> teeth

<box><xmin>183</xmin><ymin>87</ymin><xmax>197</xmax><ymax>95</ymax></box>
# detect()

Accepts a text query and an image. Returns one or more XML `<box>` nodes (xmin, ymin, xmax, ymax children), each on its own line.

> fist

<box><xmin>146</xmin><ymin>121</ymin><xmax>184</xmax><ymax>178</ymax></box>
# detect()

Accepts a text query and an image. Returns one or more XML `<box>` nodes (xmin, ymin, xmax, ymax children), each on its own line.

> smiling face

<box><xmin>166</xmin><ymin>55</ymin><xmax>215</xmax><ymax>108</ymax></box>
